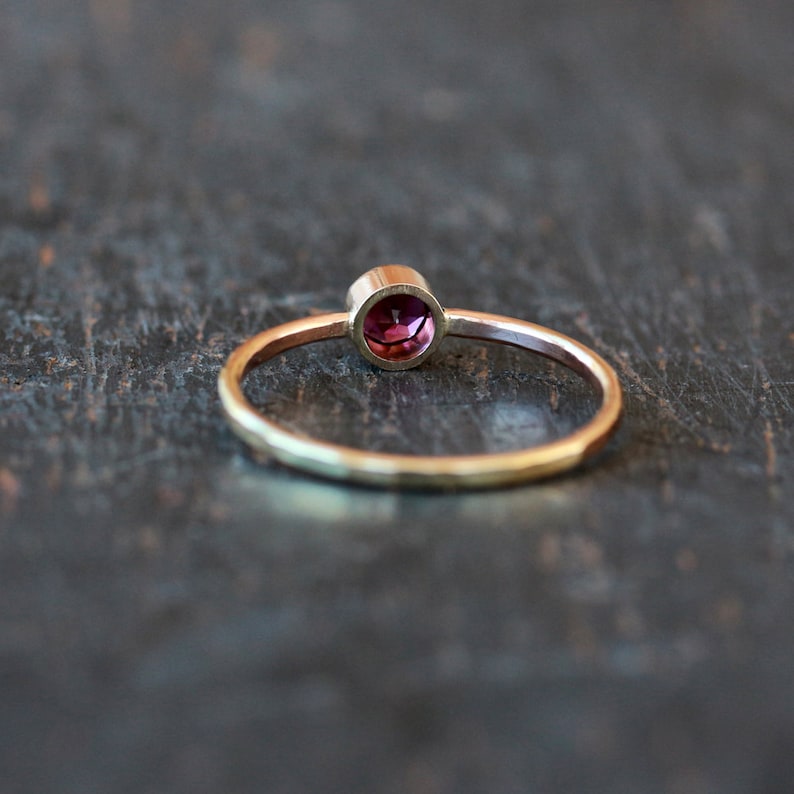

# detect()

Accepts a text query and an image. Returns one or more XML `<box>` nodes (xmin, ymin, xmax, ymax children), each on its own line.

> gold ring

<box><xmin>218</xmin><ymin>265</ymin><xmax>623</xmax><ymax>488</ymax></box>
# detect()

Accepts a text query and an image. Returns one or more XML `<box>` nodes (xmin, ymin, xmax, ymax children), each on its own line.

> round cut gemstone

<box><xmin>363</xmin><ymin>294</ymin><xmax>435</xmax><ymax>362</ymax></box>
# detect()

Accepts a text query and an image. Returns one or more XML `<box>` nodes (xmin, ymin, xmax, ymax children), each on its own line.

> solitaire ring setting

<box><xmin>218</xmin><ymin>265</ymin><xmax>622</xmax><ymax>488</ymax></box>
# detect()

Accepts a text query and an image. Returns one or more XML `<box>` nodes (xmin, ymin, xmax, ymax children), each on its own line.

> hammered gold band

<box><xmin>218</xmin><ymin>266</ymin><xmax>623</xmax><ymax>488</ymax></box>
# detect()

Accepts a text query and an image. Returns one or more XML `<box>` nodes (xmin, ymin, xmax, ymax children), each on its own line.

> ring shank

<box><xmin>218</xmin><ymin>310</ymin><xmax>622</xmax><ymax>488</ymax></box>
<box><xmin>446</xmin><ymin>311</ymin><xmax>610</xmax><ymax>396</ymax></box>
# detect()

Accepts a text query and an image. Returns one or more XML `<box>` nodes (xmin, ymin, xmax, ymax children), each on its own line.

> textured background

<box><xmin>1</xmin><ymin>1</ymin><xmax>793</xmax><ymax>792</ymax></box>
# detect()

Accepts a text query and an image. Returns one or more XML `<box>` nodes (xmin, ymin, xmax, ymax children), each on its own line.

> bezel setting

<box><xmin>346</xmin><ymin>265</ymin><xmax>447</xmax><ymax>370</ymax></box>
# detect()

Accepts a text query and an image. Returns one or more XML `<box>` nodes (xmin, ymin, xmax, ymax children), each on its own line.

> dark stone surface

<box><xmin>1</xmin><ymin>1</ymin><xmax>792</xmax><ymax>792</ymax></box>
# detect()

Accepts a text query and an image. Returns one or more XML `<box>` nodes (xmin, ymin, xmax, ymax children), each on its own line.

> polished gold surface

<box><xmin>218</xmin><ymin>270</ymin><xmax>623</xmax><ymax>488</ymax></box>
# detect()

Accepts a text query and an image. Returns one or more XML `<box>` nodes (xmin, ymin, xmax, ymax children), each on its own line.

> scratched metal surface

<box><xmin>1</xmin><ymin>1</ymin><xmax>792</xmax><ymax>792</ymax></box>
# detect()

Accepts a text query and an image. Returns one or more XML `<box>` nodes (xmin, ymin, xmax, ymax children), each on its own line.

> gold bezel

<box><xmin>346</xmin><ymin>265</ymin><xmax>447</xmax><ymax>370</ymax></box>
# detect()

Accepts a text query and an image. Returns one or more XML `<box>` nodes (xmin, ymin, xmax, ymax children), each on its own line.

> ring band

<box><xmin>218</xmin><ymin>265</ymin><xmax>623</xmax><ymax>488</ymax></box>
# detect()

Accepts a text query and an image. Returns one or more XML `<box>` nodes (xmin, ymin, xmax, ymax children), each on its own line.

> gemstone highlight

<box><xmin>363</xmin><ymin>294</ymin><xmax>436</xmax><ymax>362</ymax></box>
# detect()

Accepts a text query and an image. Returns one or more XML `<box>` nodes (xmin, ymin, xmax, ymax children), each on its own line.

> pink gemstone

<box><xmin>363</xmin><ymin>294</ymin><xmax>436</xmax><ymax>361</ymax></box>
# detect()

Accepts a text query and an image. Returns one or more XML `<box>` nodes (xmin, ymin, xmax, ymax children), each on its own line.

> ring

<box><xmin>218</xmin><ymin>265</ymin><xmax>623</xmax><ymax>488</ymax></box>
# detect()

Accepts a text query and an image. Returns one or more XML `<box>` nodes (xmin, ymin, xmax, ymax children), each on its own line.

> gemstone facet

<box><xmin>363</xmin><ymin>294</ymin><xmax>436</xmax><ymax>362</ymax></box>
